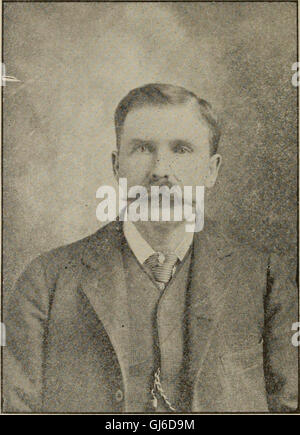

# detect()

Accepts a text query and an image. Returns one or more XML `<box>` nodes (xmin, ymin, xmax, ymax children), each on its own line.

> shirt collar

<box><xmin>123</xmin><ymin>221</ymin><xmax>194</xmax><ymax>265</ymax></box>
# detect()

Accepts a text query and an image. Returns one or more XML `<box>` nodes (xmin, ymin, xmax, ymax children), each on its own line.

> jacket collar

<box><xmin>81</xmin><ymin>219</ymin><xmax>234</xmax><ymax>270</ymax></box>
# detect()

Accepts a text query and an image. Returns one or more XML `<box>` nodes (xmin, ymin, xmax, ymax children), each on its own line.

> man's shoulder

<box><xmin>204</xmin><ymin>219</ymin><xmax>296</xmax><ymax>277</ymax></box>
<box><xmin>203</xmin><ymin>218</ymin><xmax>268</xmax><ymax>262</ymax></box>
<box><xmin>32</xmin><ymin>221</ymin><xmax>120</xmax><ymax>276</ymax></box>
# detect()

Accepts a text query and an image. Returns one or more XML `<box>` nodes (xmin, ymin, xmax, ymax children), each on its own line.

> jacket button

<box><xmin>115</xmin><ymin>389</ymin><xmax>123</xmax><ymax>402</ymax></box>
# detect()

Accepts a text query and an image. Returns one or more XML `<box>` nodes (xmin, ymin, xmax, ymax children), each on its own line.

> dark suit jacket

<box><xmin>3</xmin><ymin>220</ymin><xmax>298</xmax><ymax>412</ymax></box>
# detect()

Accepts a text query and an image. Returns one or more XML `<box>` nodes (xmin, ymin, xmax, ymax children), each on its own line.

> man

<box><xmin>4</xmin><ymin>83</ymin><xmax>298</xmax><ymax>412</ymax></box>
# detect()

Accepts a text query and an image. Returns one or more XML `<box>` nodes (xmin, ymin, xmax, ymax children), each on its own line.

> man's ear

<box><xmin>112</xmin><ymin>151</ymin><xmax>119</xmax><ymax>180</ymax></box>
<box><xmin>205</xmin><ymin>154</ymin><xmax>222</xmax><ymax>188</ymax></box>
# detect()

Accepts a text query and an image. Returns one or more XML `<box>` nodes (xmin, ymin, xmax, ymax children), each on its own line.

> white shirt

<box><xmin>123</xmin><ymin>221</ymin><xmax>194</xmax><ymax>265</ymax></box>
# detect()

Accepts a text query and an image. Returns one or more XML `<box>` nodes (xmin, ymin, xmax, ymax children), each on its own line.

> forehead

<box><xmin>121</xmin><ymin>103</ymin><xmax>210</xmax><ymax>145</ymax></box>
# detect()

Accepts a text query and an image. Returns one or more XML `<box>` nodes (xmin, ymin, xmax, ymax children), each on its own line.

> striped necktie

<box><xmin>144</xmin><ymin>252</ymin><xmax>178</xmax><ymax>290</ymax></box>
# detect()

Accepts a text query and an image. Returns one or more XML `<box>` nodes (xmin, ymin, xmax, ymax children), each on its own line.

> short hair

<box><xmin>114</xmin><ymin>83</ymin><xmax>221</xmax><ymax>155</ymax></box>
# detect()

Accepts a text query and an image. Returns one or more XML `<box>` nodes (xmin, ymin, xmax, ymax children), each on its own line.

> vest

<box><xmin>121</xmin><ymin>239</ymin><xmax>192</xmax><ymax>412</ymax></box>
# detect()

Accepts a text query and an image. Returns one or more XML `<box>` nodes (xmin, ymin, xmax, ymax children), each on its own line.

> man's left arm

<box><xmin>263</xmin><ymin>252</ymin><xmax>298</xmax><ymax>412</ymax></box>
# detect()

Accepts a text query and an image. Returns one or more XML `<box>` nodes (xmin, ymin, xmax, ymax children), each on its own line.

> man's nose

<box><xmin>151</xmin><ymin>153</ymin><xmax>171</xmax><ymax>180</ymax></box>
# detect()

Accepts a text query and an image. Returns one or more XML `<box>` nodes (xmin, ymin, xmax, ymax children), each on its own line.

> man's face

<box><xmin>113</xmin><ymin>102</ymin><xmax>221</xmax><ymax>206</ymax></box>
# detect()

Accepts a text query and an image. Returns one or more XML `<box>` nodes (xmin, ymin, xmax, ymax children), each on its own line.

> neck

<box><xmin>133</xmin><ymin>220</ymin><xmax>187</xmax><ymax>253</ymax></box>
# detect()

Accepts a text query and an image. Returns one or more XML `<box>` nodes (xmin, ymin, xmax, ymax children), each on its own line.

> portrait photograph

<box><xmin>1</xmin><ymin>0</ymin><xmax>299</xmax><ymax>416</ymax></box>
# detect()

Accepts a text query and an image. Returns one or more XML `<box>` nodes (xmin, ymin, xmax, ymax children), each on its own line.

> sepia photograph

<box><xmin>1</xmin><ymin>1</ymin><xmax>299</xmax><ymax>415</ymax></box>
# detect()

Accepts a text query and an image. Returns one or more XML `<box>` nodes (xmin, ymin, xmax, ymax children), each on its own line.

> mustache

<box><xmin>149</xmin><ymin>180</ymin><xmax>175</xmax><ymax>189</ymax></box>
<box><xmin>125</xmin><ymin>184</ymin><xmax>196</xmax><ymax>207</ymax></box>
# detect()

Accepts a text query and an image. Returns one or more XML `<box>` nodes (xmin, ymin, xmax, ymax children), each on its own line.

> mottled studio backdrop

<box><xmin>3</xmin><ymin>2</ymin><xmax>297</xmax><ymax>295</ymax></box>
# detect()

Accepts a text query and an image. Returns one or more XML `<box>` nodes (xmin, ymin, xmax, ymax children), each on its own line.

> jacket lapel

<box><xmin>79</xmin><ymin>222</ymin><xmax>130</xmax><ymax>386</ymax></box>
<box><xmin>187</xmin><ymin>221</ymin><xmax>235</xmax><ymax>395</ymax></box>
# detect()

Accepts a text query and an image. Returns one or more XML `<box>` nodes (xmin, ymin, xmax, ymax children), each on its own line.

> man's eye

<box><xmin>137</xmin><ymin>144</ymin><xmax>152</xmax><ymax>153</ymax></box>
<box><xmin>174</xmin><ymin>146</ymin><xmax>192</xmax><ymax>154</ymax></box>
